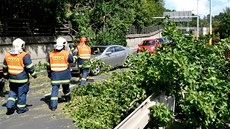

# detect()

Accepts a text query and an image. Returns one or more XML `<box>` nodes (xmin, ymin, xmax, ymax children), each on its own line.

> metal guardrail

<box><xmin>114</xmin><ymin>94</ymin><xmax>175</xmax><ymax>129</ymax></box>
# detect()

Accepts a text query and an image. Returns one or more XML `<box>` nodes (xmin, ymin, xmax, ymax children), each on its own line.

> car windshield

<box><xmin>158</xmin><ymin>38</ymin><xmax>168</xmax><ymax>43</ymax></box>
<box><xmin>142</xmin><ymin>40</ymin><xmax>156</xmax><ymax>46</ymax></box>
<box><xmin>91</xmin><ymin>46</ymin><xmax>107</xmax><ymax>55</ymax></box>
<box><xmin>157</xmin><ymin>38</ymin><xmax>164</xmax><ymax>42</ymax></box>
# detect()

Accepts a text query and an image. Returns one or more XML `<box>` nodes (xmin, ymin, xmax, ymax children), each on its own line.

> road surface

<box><xmin>0</xmin><ymin>70</ymin><xmax>114</xmax><ymax>129</ymax></box>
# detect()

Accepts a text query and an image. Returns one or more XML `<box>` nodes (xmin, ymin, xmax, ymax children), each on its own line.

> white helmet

<box><xmin>12</xmin><ymin>38</ymin><xmax>25</xmax><ymax>51</ymax></box>
<box><xmin>55</xmin><ymin>37</ymin><xmax>67</xmax><ymax>50</ymax></box>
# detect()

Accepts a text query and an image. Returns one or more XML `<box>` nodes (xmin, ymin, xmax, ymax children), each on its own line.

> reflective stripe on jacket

<box><xmin>5</xmin><ymin>52</ymin><xmax>27</xmax><ymax>75</ymax></box>
<box><xmin>77</xmin><ymin>44</ymin><xmax>91</xmax><ymax>60</ymax></box>
<box><xmin>49</xmin><ymin>50</ymin><xmax>69</xmax><ymax>72</ymax></box>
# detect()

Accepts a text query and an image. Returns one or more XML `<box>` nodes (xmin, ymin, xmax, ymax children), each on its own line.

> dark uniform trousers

<box><xmin>6</xmin><ymin>82</ymin><xmax>29</xmax><ymax>113</ymax></box>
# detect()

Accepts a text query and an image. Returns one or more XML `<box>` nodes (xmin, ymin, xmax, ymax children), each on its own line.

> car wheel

<box><xmin>91</xmin><ymin>64</ymin><xmax>100</xmax><ymax>76</ymax></box>
<box><xmin>123</xmin><ymin>56</ymin><xmax>131</xmax><ymax>67</ymax></box>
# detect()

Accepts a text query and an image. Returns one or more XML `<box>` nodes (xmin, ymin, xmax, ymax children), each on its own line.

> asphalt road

<box><xmin>0</xmin><ymin>68</ymin><xmax>122</xmax><ymax>129</ymax></box>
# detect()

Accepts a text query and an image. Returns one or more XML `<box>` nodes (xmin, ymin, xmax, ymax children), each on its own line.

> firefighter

<box><xmin>76</xmin><ymin>37</ymin><xmax>91</xmax><ymax>86</ymax></box>
<box><xmin>3</xmin><ymin>38</ymin><xmax>37</xmax><ymax>115</ymax></box>
<box><xmin>47</xmin><ymin>37</ymin><xmax>77</xmax><ymax>111</ymax></box>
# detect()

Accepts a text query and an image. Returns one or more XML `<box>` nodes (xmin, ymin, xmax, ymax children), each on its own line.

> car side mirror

<box><xmin>105</xmin><ymin>51</ymin><xmax>112</xmax><ymax>55</ymax></box>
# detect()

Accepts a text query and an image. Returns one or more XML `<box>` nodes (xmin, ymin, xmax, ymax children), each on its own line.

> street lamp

<box><xmin>209</xmin><ymin>0</ymin><xmax>212</xmax><ymax>45</ymax></box>
<box><xmin>196</xmin><ymin>0</ymin><xmax>199</xmax><ymax>40</ymax></box>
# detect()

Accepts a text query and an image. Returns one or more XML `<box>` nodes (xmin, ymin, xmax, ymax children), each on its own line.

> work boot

<box><xmin>49</xmin><ymin>106</ymin><xmax>57</xmax><ymax>111</ymax></box>
<box><xmin>65</xmin><ymin>98</ymin><xmax>71</xmax><ymax>102</ymax></box>
<box><xmin>6</xmin><ymin>108</ymin><xmax>15</xmax><ymax>115</ymax></box>
<box><xmin>64</xmin><ymin>96</ymin><xmax>71</xmax><ymax>102</ymax></box>
<box><xmin>17</xmin><ymin>108</ymin><xmax>29</xmax><ymax>114</ymax></box>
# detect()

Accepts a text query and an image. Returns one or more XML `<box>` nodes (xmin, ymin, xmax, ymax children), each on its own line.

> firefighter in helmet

<box><xmin>47</xmin><ymin>37</ymin><xmax>77</xmax><ymax>111</ymax></box>
<box><xmin>3</xmin><ymin>38</ymin><xmax>37</xmax><ymax>115</ymax></box>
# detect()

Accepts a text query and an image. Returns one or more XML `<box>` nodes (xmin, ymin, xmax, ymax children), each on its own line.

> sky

<box><xmin>164</xmin><ymin>0</ymin><xmax>230</xmax><ymax>18</ymax></box>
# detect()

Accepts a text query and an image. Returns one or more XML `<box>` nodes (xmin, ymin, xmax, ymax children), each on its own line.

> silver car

<box><xmin>70</xmin><ymin>45</ymin><xmax>132</xmax><ymax>76</ymax></box>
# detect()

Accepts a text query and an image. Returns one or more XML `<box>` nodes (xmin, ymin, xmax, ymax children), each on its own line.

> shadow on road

<box><xmin>40</xmin><ymin>95</ymin><xmax>69</xmax><ymax>107</ymax></box>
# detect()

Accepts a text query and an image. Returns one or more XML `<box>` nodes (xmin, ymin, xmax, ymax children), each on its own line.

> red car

<box><xmin>137</xmin><ymin>39</ymin><xmax>161</xmax><ymax>54</ymax></box>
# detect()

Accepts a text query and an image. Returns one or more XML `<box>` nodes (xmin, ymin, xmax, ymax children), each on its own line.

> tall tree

<box><xmin>55</xmin><ymin>0</ymin><xmax>165</xmax><ymax>46</ymax></box>
<box><xmin>1</xmin><ymin>0</ymin><xmax>165</xmax><ymax>44</ymax></box>
<box><xmin>216</xmin><ymin>7</ymin><xmax>230</xmax><ymax>38</ymax></box>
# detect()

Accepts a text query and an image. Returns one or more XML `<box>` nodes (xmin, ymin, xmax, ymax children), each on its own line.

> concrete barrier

<box><xmin>114</xmin><ymin>93</ymin><xmax>175</xmax><ymax>129</ymax></box>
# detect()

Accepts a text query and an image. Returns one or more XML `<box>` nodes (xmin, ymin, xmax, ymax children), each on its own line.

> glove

<box><xmin>2</xmin><ymin>78</ymin><xmax>7</xmax><ymax>83</ymax></box>
<box><xmin>32</xmin><ymin>74</ymin><xmax>37</xmax><ymax>79</ymax></box>
<box><xmin>73</xmin><ymin>50</ymin><xmax>78</xmax><ymax>56</ymax></box>
<box><xmin>0</xmin><ymin>77</ymin><xmax>7</xmax><ymax>83</ymax></box>
<box><xmin>69</xmin><ymin>43</ymin><xmax>75</xmax><ymax>51</ymax></box>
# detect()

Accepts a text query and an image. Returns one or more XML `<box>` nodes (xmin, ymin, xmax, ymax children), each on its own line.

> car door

<box><xmin>103</xmin><ymin>46</ymin><xmax>117</xmax><ymax>67</ymax></box>
<box><xmin>114</xmin><ymin>46</ymin><xmax>127</xmax><ymax>66</ymax></box>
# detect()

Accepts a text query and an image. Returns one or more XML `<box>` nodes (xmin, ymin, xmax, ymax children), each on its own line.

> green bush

<box><xmin>147</xmin><ymin>103</ymin><xmax>174</xmax><ymax>128</ymax></box>
<box><xmin>34</xmin><ymin>61</ymin><xmax>47</xmax><ymax>72</ymax></box>
<box><xmin>65</xmin><ymin>70</ymin><xmax>146</xmax><ymax>128</ymax></box>
<box><xmin>65</xmin><ymin>20</ymin><xmax>230</xmax><ymax>128</ymax></box>
<box><xmin>131</xmin><ymin>20</ymin><xmax>230</xmax><ymax>128</ymax></box>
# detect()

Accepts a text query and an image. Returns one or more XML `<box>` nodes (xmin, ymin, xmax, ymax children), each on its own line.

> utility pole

<box><xmin>209</xmin><ymin>0</ymin><xmax>212</xmax><ymax>45</ymax></box>
<box><xmin>196</xmin><ymin>0</ymin><xmax>199</xmax><ymax>40</ymax></box>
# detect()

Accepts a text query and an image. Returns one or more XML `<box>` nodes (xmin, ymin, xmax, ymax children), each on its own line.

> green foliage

<box><xmin>65</xmin><ymin>15</ymin><xmax>230</xmax><ymax>129</ymax></box>
<box><xmin>164</xmin><ymin>22</ymin><xmax>229</xmax><ymax>128</ymax></box>
<box><xmin>95</xmin><ymin>30</ymin><xmax>127</xmax><ymax>46</ymax></box>
<box><xmin>55</xmin><ymin>0</ymin><xmax>165</xmax><ymax>46</ymax></box>
<box><xmin>89</xmin><ymin>58</ymin><xmax>113</xmax><ymax>75</ymax></box>
<box><xmin>133</xmin><ymin>0</ymin><xmax>165</xmax><ymax>28</ymax></box>
<box><xmin>34</xmin><ymin>61</ymin><xmax>47</xmax><ymax>72</ymax></box>
<box><xmin>216</xmin><ymin>7</ymin><xmax>230</xmax><ymax>38</ymax></box>
<box><xmin>122</xmin><ymin>54</ymin><xmax>132</xmax><ymax>68</ymax></box>
<box><xmin>129</xmin><ymin>20</ymin><xmax>230</xmax><ymax>128</ymax></box>
<box><xmin>65</xmin><ymin>70</ymin><xmax>146</xmax><ymax>128</ymax></box>
<box><xmin>147</xmin><ymin>103</ymin><xmax>174</xmax><ymax>128</ymax></box>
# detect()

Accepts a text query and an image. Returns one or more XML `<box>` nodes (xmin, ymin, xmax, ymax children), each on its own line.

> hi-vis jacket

<box><xmin>77</xmin><ymin>44</ymin><xmax>91</xmax><ymax>60</ymax></box>
<box><xmin>3</xmin><ymin>52</ymin><xmax>36</xmax><ymax>83</ymax></box>
<box><xmin>47</xmin><ymin>50</ymin><xmax>76</xmax><ymax>85</ymax></box>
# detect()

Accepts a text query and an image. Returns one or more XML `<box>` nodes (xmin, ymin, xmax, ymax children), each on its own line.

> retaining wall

<box><xmin>0</xmin><ymin>29</ymin><xmax>162</xmax><ymax>65</ymax></box>
<box><xmin>126</xmin><ymin>30</ymin><xmax>162</xmax><ymax>50</ymax></box>
<box><xmin>0</xmin><ymin>36</ymin><xmax>73</xmax><ymax>64</ymax></box>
